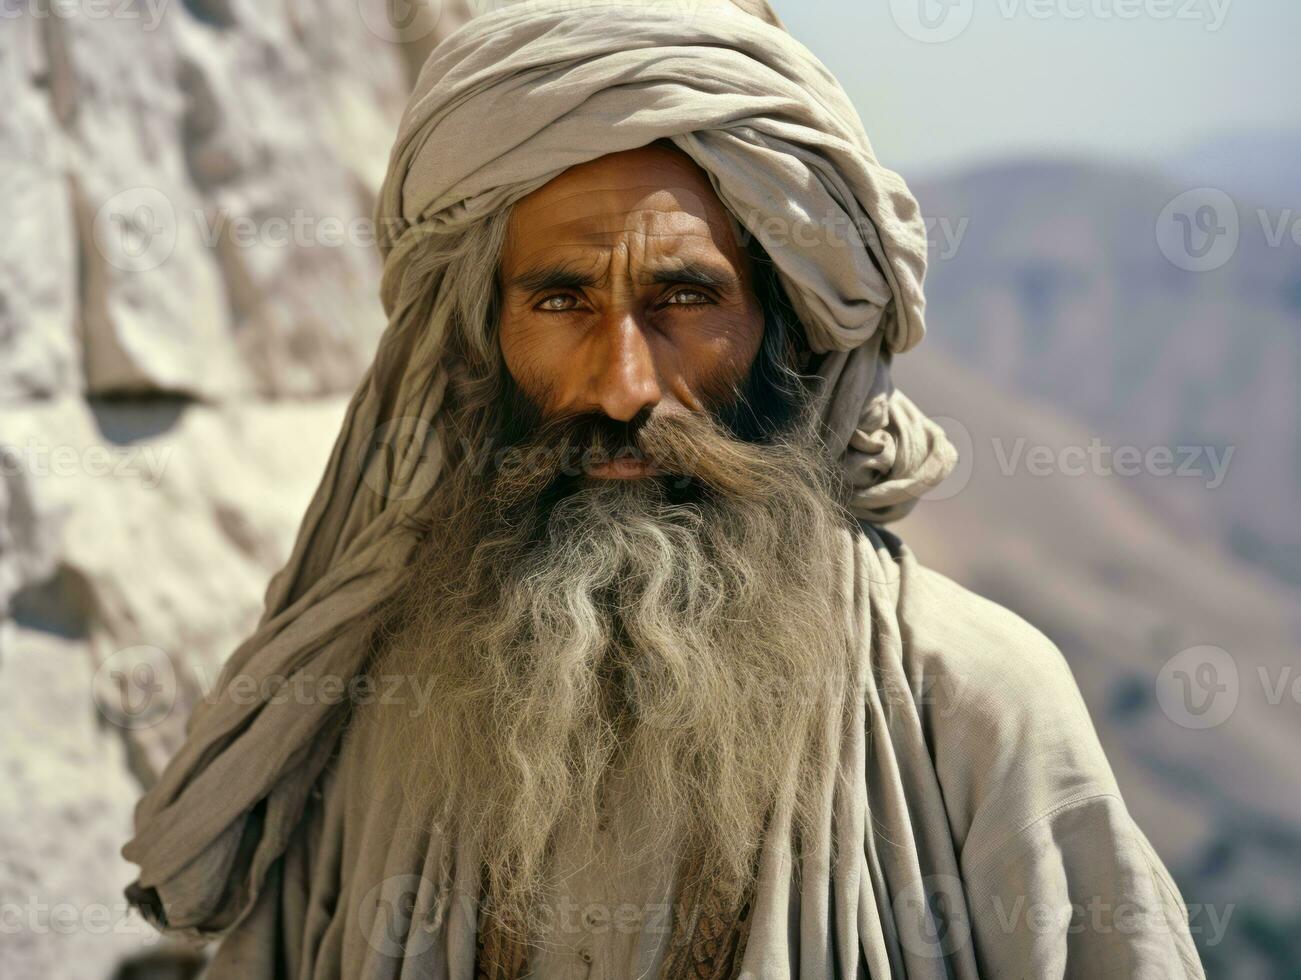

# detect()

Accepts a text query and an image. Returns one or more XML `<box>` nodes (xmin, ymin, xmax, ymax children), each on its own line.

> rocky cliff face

<box><xmin>0</xmin><ymin>2</ymin><xmax>454</xmax><ymax>976</ymax></box>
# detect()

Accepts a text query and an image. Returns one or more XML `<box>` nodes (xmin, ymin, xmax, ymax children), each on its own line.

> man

<box><xmin>124</xmin><ymin>2</ymin><xmax>1206</xmax><ymax>978</ymax></box>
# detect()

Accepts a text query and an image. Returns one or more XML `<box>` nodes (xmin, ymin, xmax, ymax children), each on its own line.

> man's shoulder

<box><xmin>898</xmin><ymin>553</ymin><xmax>1079</xmax><ymax>704</ymax></box>
<box><xmin>858</xmin><ymin>524</ymin><xmax>1080</xmax><ymax>707</ymax></box>
<box><xmin>861</xmin><ymin>526</ymin><xmax>1121</xmax><ymax>851</ymax></box>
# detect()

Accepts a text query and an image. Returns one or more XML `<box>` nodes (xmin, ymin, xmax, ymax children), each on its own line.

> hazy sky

<box><xmin>770</xmin><ymin>0</ymin><xmax>1299</xmax><ymax>178</ymax></box>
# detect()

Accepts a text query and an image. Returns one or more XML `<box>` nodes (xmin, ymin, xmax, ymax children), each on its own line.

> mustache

<box><xmin>486</xmin><ymin>402</ymin><xmax>821</xmax><ymax>512</ymax></box>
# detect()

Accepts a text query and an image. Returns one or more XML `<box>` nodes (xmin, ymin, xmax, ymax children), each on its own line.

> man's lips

<box><xmin>584</xmin><ymin>457</ymin><xmax>662</xmax><ymax>480</ymax></box>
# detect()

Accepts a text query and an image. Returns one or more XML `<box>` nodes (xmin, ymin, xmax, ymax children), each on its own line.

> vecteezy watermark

<box><xmin>360</xmin><ymin>419</ymin><xmax>706</xmax><ymax>503</ymax></box>
<box><xmin>903</xmin><ymin>414</ymin><xmax>974</xmax><ymax>504</ymax></box>
<box><xmin>0</xmin><ymin>438</ymin><xmax>172</xmax><ymax>489</ymax></box>
<box><xmin>994</xmin><ymin>0</ymin><xmax>1231</xmax><ymax>30</ymax></box>
<box><xmin>1156</xmin><ymin>188</ymin><xmax>1240</xmax><ymax>272</ymax></box>
<box><xmin>1158</xmin><ymin>645</ymin><xmax>1301</xmax><ymax>730</ymax></box>
<box><xmin>356</xmin><ymin>875</ymin><xmax>679</xmax><ymax>959</ymax></box>
<box><xmin>215</xmin><ymin>670</ymin><xmax>440</xmax><ymax>717</ymax></box>
<box><xmin>91</xmin><ymin>190</ymin><xmax>404</xmax><ymax>274</ymax></box>
<box><xmin>355</xmin><ymin>0</ymin><xmax>443</xmax><ymax>43</ymax></box>
<box><xmin>1158</xmin><ymin>188</ymin><xmax>1301</xmax><ymax>272</ymax></box>
<box><xmin>0</xmin><ymin>896</ymin><xmax>161</xmax><ymax>943</ymax></box>
<box><xmin>925</xmin><ymin>216</ymin><xmax>970</xmax><ymax>261</ymax></box>
<box><xmin>94</xmin><ymin>643</ymin><xmax>445</xmax><ymax>731</ymax></box>
<box><xmin>192</xmin><ymin>209</ymin><xmax>400</xmax><ymax>252</ymax></box>
<box><xmin>991</xmin><ymin>437</ymin><xmax>1234</xmax><ymax>490</ymax></box>
<box><xmin>355</xmin><ymin>0</ymin><xmax>707</xmax><ymax>44</ymax></box>
<box><xmin>1157</xmin><ymin>645</ymin><xmax>1239</xmax><ymax>729</ymax></box>
<box><xmin>989</xmin><ymin>893</ymin><xmax>1234</xmax><ymax>947</ymax></box>
<box><xmin>890</xmin><ymin>0</ymin><xmax>1231</xmax><ymax>43</ymax></box>
<box><xmin>733</xmin><ymin>206</ymin><xmax>970</xmax><ymax>261</ymax></box>
<box><xmin>358</xmin><ymin>874</ymin><xmax>441</xmax><ymax>958</ymax></box>
<box><xmin>93</xmin><ymin>186</ymin><xmax>178</xmax><ymax>272</ymax></box>
<box><xmin>96</xmin><ymin>191</ymin><xmax>972</xmax><ymax>271</ymax></box>
<box><xmin>362</xmin><ymin>416</ymin><xmax>444</xmax><ymax>502</ymax></box>
<box><xmin>537</xmin><ymin>895</ymin><xmax>673</xmax><ymax>938</ymax></box>
<box><xmin>464</xmin><ymin>0</ymin><xmax>708</xmax><ymax>19</ymax></box>
<box><xmin>93</xmin><ymin>645</ymin><xmax>178</xmax><ymax>730</ymax></box>
<box><xmin>892</xmin><ymin>874</ymin><xmax>972</xmax><ymax>957</ymax></box>
<box><xmin>889</xmin><ymin>0</ymin><xmax>976</xmax><ymax>44</ymax></box>
<box><xmin>0</xmin><ymin>0</ymin><xmax>170</xmax><ymax>32</ymax></box>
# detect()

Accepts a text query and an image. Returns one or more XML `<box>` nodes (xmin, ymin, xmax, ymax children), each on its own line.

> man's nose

<box><xmin>585</xmin><ymin>313</ymin><xmax>662</xmax><ymax>422</ymax></box>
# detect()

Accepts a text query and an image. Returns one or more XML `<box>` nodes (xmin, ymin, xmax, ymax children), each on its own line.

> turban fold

<box><xmin>124</xmin><ymin>0</ymin><xmax>955</xmax><ymax>946</ymax></box>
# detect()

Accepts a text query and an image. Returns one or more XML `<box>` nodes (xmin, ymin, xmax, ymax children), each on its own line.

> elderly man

<box><xmin>124</xmin><ymin>2</ymin><xmax>1205</xmax><ymax>978</ymax></box>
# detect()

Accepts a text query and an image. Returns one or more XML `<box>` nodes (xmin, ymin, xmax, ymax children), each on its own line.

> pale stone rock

<box><xmin>0</xmin><ymin>20</ymin><xmax>80</xmax><ymax>400</ymax></box>
<box><xmin>7</xmin><ymin>0</ymin><xmax>413</xmax><ymax>399</ymax></box>
<box><xmin>0</xmin><ymin>625</ymin><xmax>162</xmax><ymax>979</ymax></box>
<box><xmin>0</xmin><ymin>396</ymin><xmax>349</xmax><ymax>780</ymax></box>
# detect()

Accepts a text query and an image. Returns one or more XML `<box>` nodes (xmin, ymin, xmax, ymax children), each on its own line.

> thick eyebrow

<box><xmin>507</xmin><ymin>263</ymin><xmax>600</xmax><ymax>295</ymax></box>
<box><xmin>646</xmin><ymin>262</ymin><xmax>740</xmax><ymax>290</ymax></box>
<box><xmin>506</xmin><ymin>259</ymin><xmax>741</xmax><ymax>295</ymax></box>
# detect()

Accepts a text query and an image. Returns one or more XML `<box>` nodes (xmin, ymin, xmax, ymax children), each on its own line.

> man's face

<box><xmin>497</xmin><ymin>144</ymin><xmax>765</xmax><ymax>479</ymax></box>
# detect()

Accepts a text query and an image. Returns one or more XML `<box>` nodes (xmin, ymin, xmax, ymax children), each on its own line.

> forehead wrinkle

<box><xmin>504</xmin><ymin>226</ymin><xmax>739</xmax><ymax>280</ymax></box>
<box><xmin>512</xmin><ymin>207</ymin><xmax>723</xmax><ymax>244</ymax></box>
<box><xmin>516</xmin><ymin>181</ymin><xmax>715</xmax><ymax>214</ymax></box>
<box><xmin>512</xmin><ymin>185</ymin><xmax>736</xmax><ymax>237</ymax></box>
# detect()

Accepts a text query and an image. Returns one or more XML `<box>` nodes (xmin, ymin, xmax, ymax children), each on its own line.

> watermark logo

<box><xmin>912</xmin><ymin>414</ymin><xmax>974</xmax><ymax>503</ymax></box>
<box><xmin>991</xmin><ymin>437</ymin><xmax>1234</xmax><ymax>490</ymax></box>
<box><xmin>1156</xmin><ymin>187</ymin><xmax>1239</xmax><ymax>273</ymax></box>
<box><xmin>893</xmin><ymin>873</ymin><xmax>971</xmax><ymax>957</ymax></box>
<box><xmin>93</xmin><ymin>645</ymin><xmax>178</xmax><ymax>730</ymax></box>
<box><xmin>356</xmin><ymin>0</ymin><xmax>443</xmax><ymax>42</ymax></box>
<box><xmin>362</xmin><ymin>417</ymin><xmax>444</xmax><ymax>502</ymax></box>
<box><xmin>1</xmin><ymin>0</ymin><xmax>170</xmax><ymax>32</ymax></box>
<box><xmin>889</xmin><ymin>0</ymin><xmax>975</xmax><ymax>43</ymax></box>
<box><xmin>890</xmin><ymin>0</ymin><xmax>1232</xmax><ymax>42</ymax></box>
<box><xmin>990</xmin><ymin>893</ymin><xmax>1233</xmax><ymax>946</ymax></box>
<box><xmin>995</xmin><ymin>0</ymin><xmax>1231</xmax><ymax>31</ymax></box>
<box><xmin>358</xmin><ymin>874</ymin><xmax>439</xmax><ymax>958</ymax></box>
<box><xmin>0</xmin><ymin>897</ymin><xmax>161</xmax><ymax>943</ymax></box>
<box><xmin>92</xmin><ymin>186</ymin><xmax>177</xmax><ymax>273</ymax></box>
<box><xmin>0</xmin><ymin>438</ymin><xmax>172</xmax><ymax>489</ymax></box>
<box><xmin>1156</xmin><ymin>644</ymin><xmax>1238</xmax><ymax>729</ymax></box>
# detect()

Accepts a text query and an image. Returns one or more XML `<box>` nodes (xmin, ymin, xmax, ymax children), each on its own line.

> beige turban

<box><xmin>124</xmin><ymin>0</ymin><xmax>955</xmax><ymax>947</ymax></box>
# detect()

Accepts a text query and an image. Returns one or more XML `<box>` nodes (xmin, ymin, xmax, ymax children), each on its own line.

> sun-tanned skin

<box><xmin>497</xmin><ymin>144</ymin><xmax>766</xmax><ymax>479</ymax></box>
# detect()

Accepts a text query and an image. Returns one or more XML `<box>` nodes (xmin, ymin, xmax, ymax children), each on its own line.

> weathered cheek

<box><xmin>667</xmin><ymin>310</ymin><xmax>764</xmax><ymax>407</ymax></box>
<box><xmin>733</xmin><ymin>310</ymin><xmax>766</xmax><ymax>367</ymax></box>
<box><xmin>498</xmin><ymin>317</ymin><xmax>533</xmax><ymax>378</ymax></box>
<box><xmin>500</xmin><ymin>318</ymin><xmax>563</xmax><ymax>399</ymax></box>
<box><xmin>700</xmin><ymin>309</ymin><xmax>764</xmax><ymax>371</ymax></box>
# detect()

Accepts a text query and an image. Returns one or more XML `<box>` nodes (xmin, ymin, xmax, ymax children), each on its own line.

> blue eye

<box><xmin>664</xmin><ymin>289</ymin><xmax>711</xmax><ymax>306</ymax></box>
<box><xmin>537</xmin><ymin>294</ymin><xmax>578</xmax><ymax>311</ymax></box>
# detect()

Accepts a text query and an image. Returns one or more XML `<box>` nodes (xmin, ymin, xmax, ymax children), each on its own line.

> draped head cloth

<box><xmin>123</xmin><ymin>0</ymin><xmax>957</xmax><ymax>954</ymax></box>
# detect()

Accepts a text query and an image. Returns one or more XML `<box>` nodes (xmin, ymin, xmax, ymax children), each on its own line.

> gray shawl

<box><xmin>123</xmin><ymin>2</ymin><xmax>1204</xmax><ymax>977</ymax></box>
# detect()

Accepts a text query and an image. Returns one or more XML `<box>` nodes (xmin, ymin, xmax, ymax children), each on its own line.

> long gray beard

<box><xmin>363</xmin><ymin>402</ymin><xmax>857</xmax><ymax>934</ymax></box>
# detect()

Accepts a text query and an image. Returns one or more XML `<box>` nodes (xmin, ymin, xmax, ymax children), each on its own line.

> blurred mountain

<box><xmin>1167</xmin><ymin>128</ymin><xmax>1301</xmax><ymax>210</ymax></box>
<box><xmin>912</xmin><ymin>158</ymin><xmax>1301</xmax><ymax>587</ymax></box>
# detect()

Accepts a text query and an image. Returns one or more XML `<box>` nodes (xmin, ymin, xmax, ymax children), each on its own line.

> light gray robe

<box><xmin>130</xmin><ymin>527</ymin><xmax>1203</xmax><ymax>978</ymax></box>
